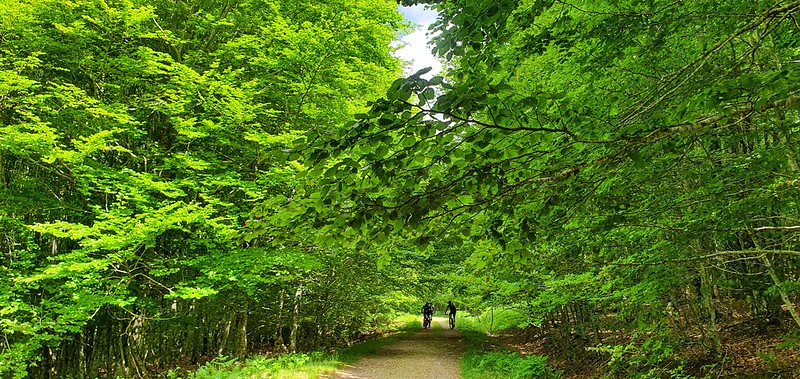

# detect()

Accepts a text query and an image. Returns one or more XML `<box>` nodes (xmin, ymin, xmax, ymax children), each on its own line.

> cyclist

<box><xmin>446</xmin><ymin>301</ymin><xmax>456</xmax><ymax>329</ymax></box>
<box><xmin>421</xmin><ymin>302</ymin><xmax>434</xmax><ymax>329</ymax></box>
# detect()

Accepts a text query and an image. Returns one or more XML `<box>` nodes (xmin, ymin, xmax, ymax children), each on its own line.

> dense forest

<box><xmin>2</xmin><ymin>0</ymin><xmax>800</xmax><ymax>378</ymax></box>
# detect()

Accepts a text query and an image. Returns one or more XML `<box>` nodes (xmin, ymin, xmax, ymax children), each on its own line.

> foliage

<box><xmin>5</xmin><ymin>0</ymin><xmax>800</xmax><ymax>376</ymax></box>
<box><xmin>0</xmin><ymin>0</ymin><xmax>406</xmax><ymax>376</ymax></box>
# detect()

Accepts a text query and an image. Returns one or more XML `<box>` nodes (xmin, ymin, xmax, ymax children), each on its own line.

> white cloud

<box><xmin>394</xmin><ymin>5</ymin><xmax>442</xmax><ymax>79</ymax></box>
<box><xmin>398</xmin><ymin>4</ymin><xmax>437</xmax><ymax>25</ymax></box>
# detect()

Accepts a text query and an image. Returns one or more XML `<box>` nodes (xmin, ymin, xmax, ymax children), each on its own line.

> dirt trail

<box><xmin>330</xmin><ymin>317</ymin><xmax>464</xmax><ymax>379</ymax></box>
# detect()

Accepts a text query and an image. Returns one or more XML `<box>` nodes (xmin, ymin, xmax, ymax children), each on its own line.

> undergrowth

<box><xmin>461</xmin><ymin>350</ymin><xmax>562</xmax><ymax>379</ymax></box>
<box><xmin>170</xmin><ymin>314</ymin><xmax>419</xmax><ymax>378</ymax></box>
<box><xmin>458</xmin><ymin>311</ymin><xmax>562</xmax><ymax>379</ymax></box>
<box><xmin>458</xmin><ymin>308</ymin><xmax>528</xmax><ymax>334</ymax></box>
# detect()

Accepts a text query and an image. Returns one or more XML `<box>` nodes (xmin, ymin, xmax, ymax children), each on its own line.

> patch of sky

<box><xmin>393</xmin><ymin>4</ymin><xmax>442</xmax><ymax>79</ymax></box>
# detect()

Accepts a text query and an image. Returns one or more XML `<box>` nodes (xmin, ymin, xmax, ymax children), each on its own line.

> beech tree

<box><xmin>1</xmin><ymin>0</ymin><xmax>406</xmax><ymax>376</ymax></box>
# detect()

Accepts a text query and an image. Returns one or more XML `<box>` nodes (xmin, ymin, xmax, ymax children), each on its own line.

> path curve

<box><xmin>330</xmin><ymin>317</ymin><xmax>464</xmax><ymax>379</ymax></box>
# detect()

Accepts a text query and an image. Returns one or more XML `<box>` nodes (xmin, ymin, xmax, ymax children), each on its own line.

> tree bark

<box><xmin>699</xmin><ymin>265</ymin><xmax>723</xmax><ymax>358</ymax></box>
<box><xmin>760</xmin><ymin>254</ymin><xmax>800</xmax><ymax>328</ymax></box>
<box><xmin>217</xmin><ymin>309</ymin><xmax>233</xmax><ymax>355</ymax></box>
<box><xmin>234</xmin><ymin>303</ymin><xmax>249</xmax><ymax>358</ymax></box>
<box><xmin>274</xmin><ymin>288</ymin><xmax>288</xmax><ymax>353</ymax></box>
<box><xmin>289</xmin><ymin>285</ymin><xmax>303</xmax><ymax>353</ymax></box>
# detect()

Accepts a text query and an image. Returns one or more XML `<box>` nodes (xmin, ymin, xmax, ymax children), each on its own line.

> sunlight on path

<box><xmin>328</xmin><ymin>318</ymin><xmax>463</xmax><ymax>379</ymax></box>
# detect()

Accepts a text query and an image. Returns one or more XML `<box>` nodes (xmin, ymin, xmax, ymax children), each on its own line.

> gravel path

<box><xmin>329</xmin><ymin>317</ymin><xmax>464</xmax><ymax>379</ymax></box>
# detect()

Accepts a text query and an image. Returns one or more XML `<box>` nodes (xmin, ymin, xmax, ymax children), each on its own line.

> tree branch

<box><xmin>753</xmin><ymin>226</ymin><xmax>800</xmax><ymax>231</ymax></box>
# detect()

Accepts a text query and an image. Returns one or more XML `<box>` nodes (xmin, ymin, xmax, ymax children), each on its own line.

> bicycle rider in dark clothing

<box><xmin>446</xmin><ymin>301</ymin><xmax>456</xmax><ymax>328</ymax></box>
<box><xmin>422</xmin><ymin>302</ymin><xmax>434</xmax><ymax>328</ymax></box>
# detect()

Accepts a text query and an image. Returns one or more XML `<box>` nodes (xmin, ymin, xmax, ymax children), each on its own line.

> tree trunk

<box><xmin>760</xmin><ymin>253</ymin><xmax>800</xmax><ymax>328</ymax></box>
<box><xmin>117</xmin><ymin>324</ymin><xmax>128</xmax><ymax>377</ymax></box>
<box><xmin>85</xmin><ymin>323</ymin><xmax>96</xmax><ymax>378</ymax></box>
<box><xmin>126</xmin><ymin>315</ymin><xmax>145</xmax><ymax>378</ymax></box>
<box><xmin>274</xmin><ymin>288</ymin><xmax>288</xmax><ymax>353</ymax></box>
<box><xmin>217</xmin><ymin>310</ymin><xmax>233</xmax><ymax>355</ymax></box>
<box><xmin>234</xmin><ymin>303</ymin><xmax>249</xmax><ymax>358</ymax></box>
<box><xmin>289</xmin><ymin>285</ymin><xmax>303</xmax><ymax>353</ymax></box>
<box><xmin>699</xmin><ymin>265</ymin><xmax>723</xmax><ymax>358</ymax></box>
<box><xmin>490</xmin><ymin>306</ymin><xmax>494</xmax><ymax>334</ymax></box>
<box><xmin>775</xmin><ymin>109</ymin><xmax>800</xmax><ymax>171</ymax></box>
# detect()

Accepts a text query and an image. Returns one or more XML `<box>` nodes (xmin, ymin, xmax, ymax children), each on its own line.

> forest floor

<box><xmin>326</xmin><ymin>317</ymin><xmax>464</xmax><ymax>379</ymax></box>
<box><xmin>497</xmin><ymin>319</ymin><xmax>800</xmax><ymax>378</ymax></box>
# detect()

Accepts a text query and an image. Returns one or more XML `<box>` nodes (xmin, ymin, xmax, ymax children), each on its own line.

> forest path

<box><xmin>329</xmin><ymin>317</ymin><xmax>464</xmax><ymax>379</ymax></box>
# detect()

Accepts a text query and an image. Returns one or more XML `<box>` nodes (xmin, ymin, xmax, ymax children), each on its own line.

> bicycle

<box><xmin>422</xmin><ymin>313</ymin><xmax>433</xmax><ymax>329</ymax></box>
<box><xmin>447</xmin><ymin>312</ymin><xmax>455</xmax><ymax>329</ymax></box>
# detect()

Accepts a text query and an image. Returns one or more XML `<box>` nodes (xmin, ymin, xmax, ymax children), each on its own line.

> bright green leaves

<box><xmin>165</xmin><ymin>286</ymin><xmax>219</xmax><ymax>300</ymax></box>
<box><xmin>1</xmin><ymin>0</ymin><xmax>408</xmax><ymax>374</ymax></box>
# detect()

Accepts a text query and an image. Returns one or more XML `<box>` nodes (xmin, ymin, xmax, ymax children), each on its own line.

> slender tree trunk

<box><xmin>191</xmin><ymin>302</ymin><xmax>200</xmax><ymax>365</ymax></box>
<box><xmin>218</xmin><ymin>310</ymin><xmax>233</xmax><ymax>355</ymax></box>
<box><xmin>760</xmin><ymin>254</ymin><xmax>800</xmax><ymax>328</ymax></box>
<box><xmin>126</xmin><ymin>315</ymin><xmax>145</xmax><ymax>378</ymax></box>
<box><xmin>274</xmin><ymin>288</ymin><xmax>288</xmax><ymax>353</ymax></box>
<box><xmin>118</xmin><ymin>324</ymin><xmax>128</xmax><ymax>377</ymax></box>
<box><xmin>699</xmin><ymin>265</ymin><xmax>722</xmax><ymax>358</ymax></box>
<box><xmin>85</xmin><ymin>323</ymin><xmax>96</xmax><ymax>378</ymax></box>
<box><xmin>774</xmin><ymin>109</ymin><xmax>800</xmax><ymax>171</ymax></box>
<box><xmin>289</xmin><ymin>285</ymin><xmax>303</xmax><ymax>353</ymax></box>
<box><xmin>235</xmin><ymin>303</ymin><xmax>248</xmax><ymax>358</ymax></box>
<box><xmin>490</xmin><ymin>306</ymin><xmax>494</xmax><ymax>334</ymax></box>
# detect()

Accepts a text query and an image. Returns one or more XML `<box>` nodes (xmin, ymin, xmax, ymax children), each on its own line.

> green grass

<box><xmin>456</xmin><ymin>309</ymin><xmax>562</xmax><ymax>379</ymax></box>
<box><xmin>175</xmin><ymin>314</ymin><xmax>420</xmax><ymax>379</ymax></box>
<box><xmin>461</xmin><ymin>350</ymin><xmax>562</xmax><ymax>379</ymax></box>
<box><xmin>457</xmin><ymin>308</ymin><xmax>528</xmax><ymax>334</ymax></box>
